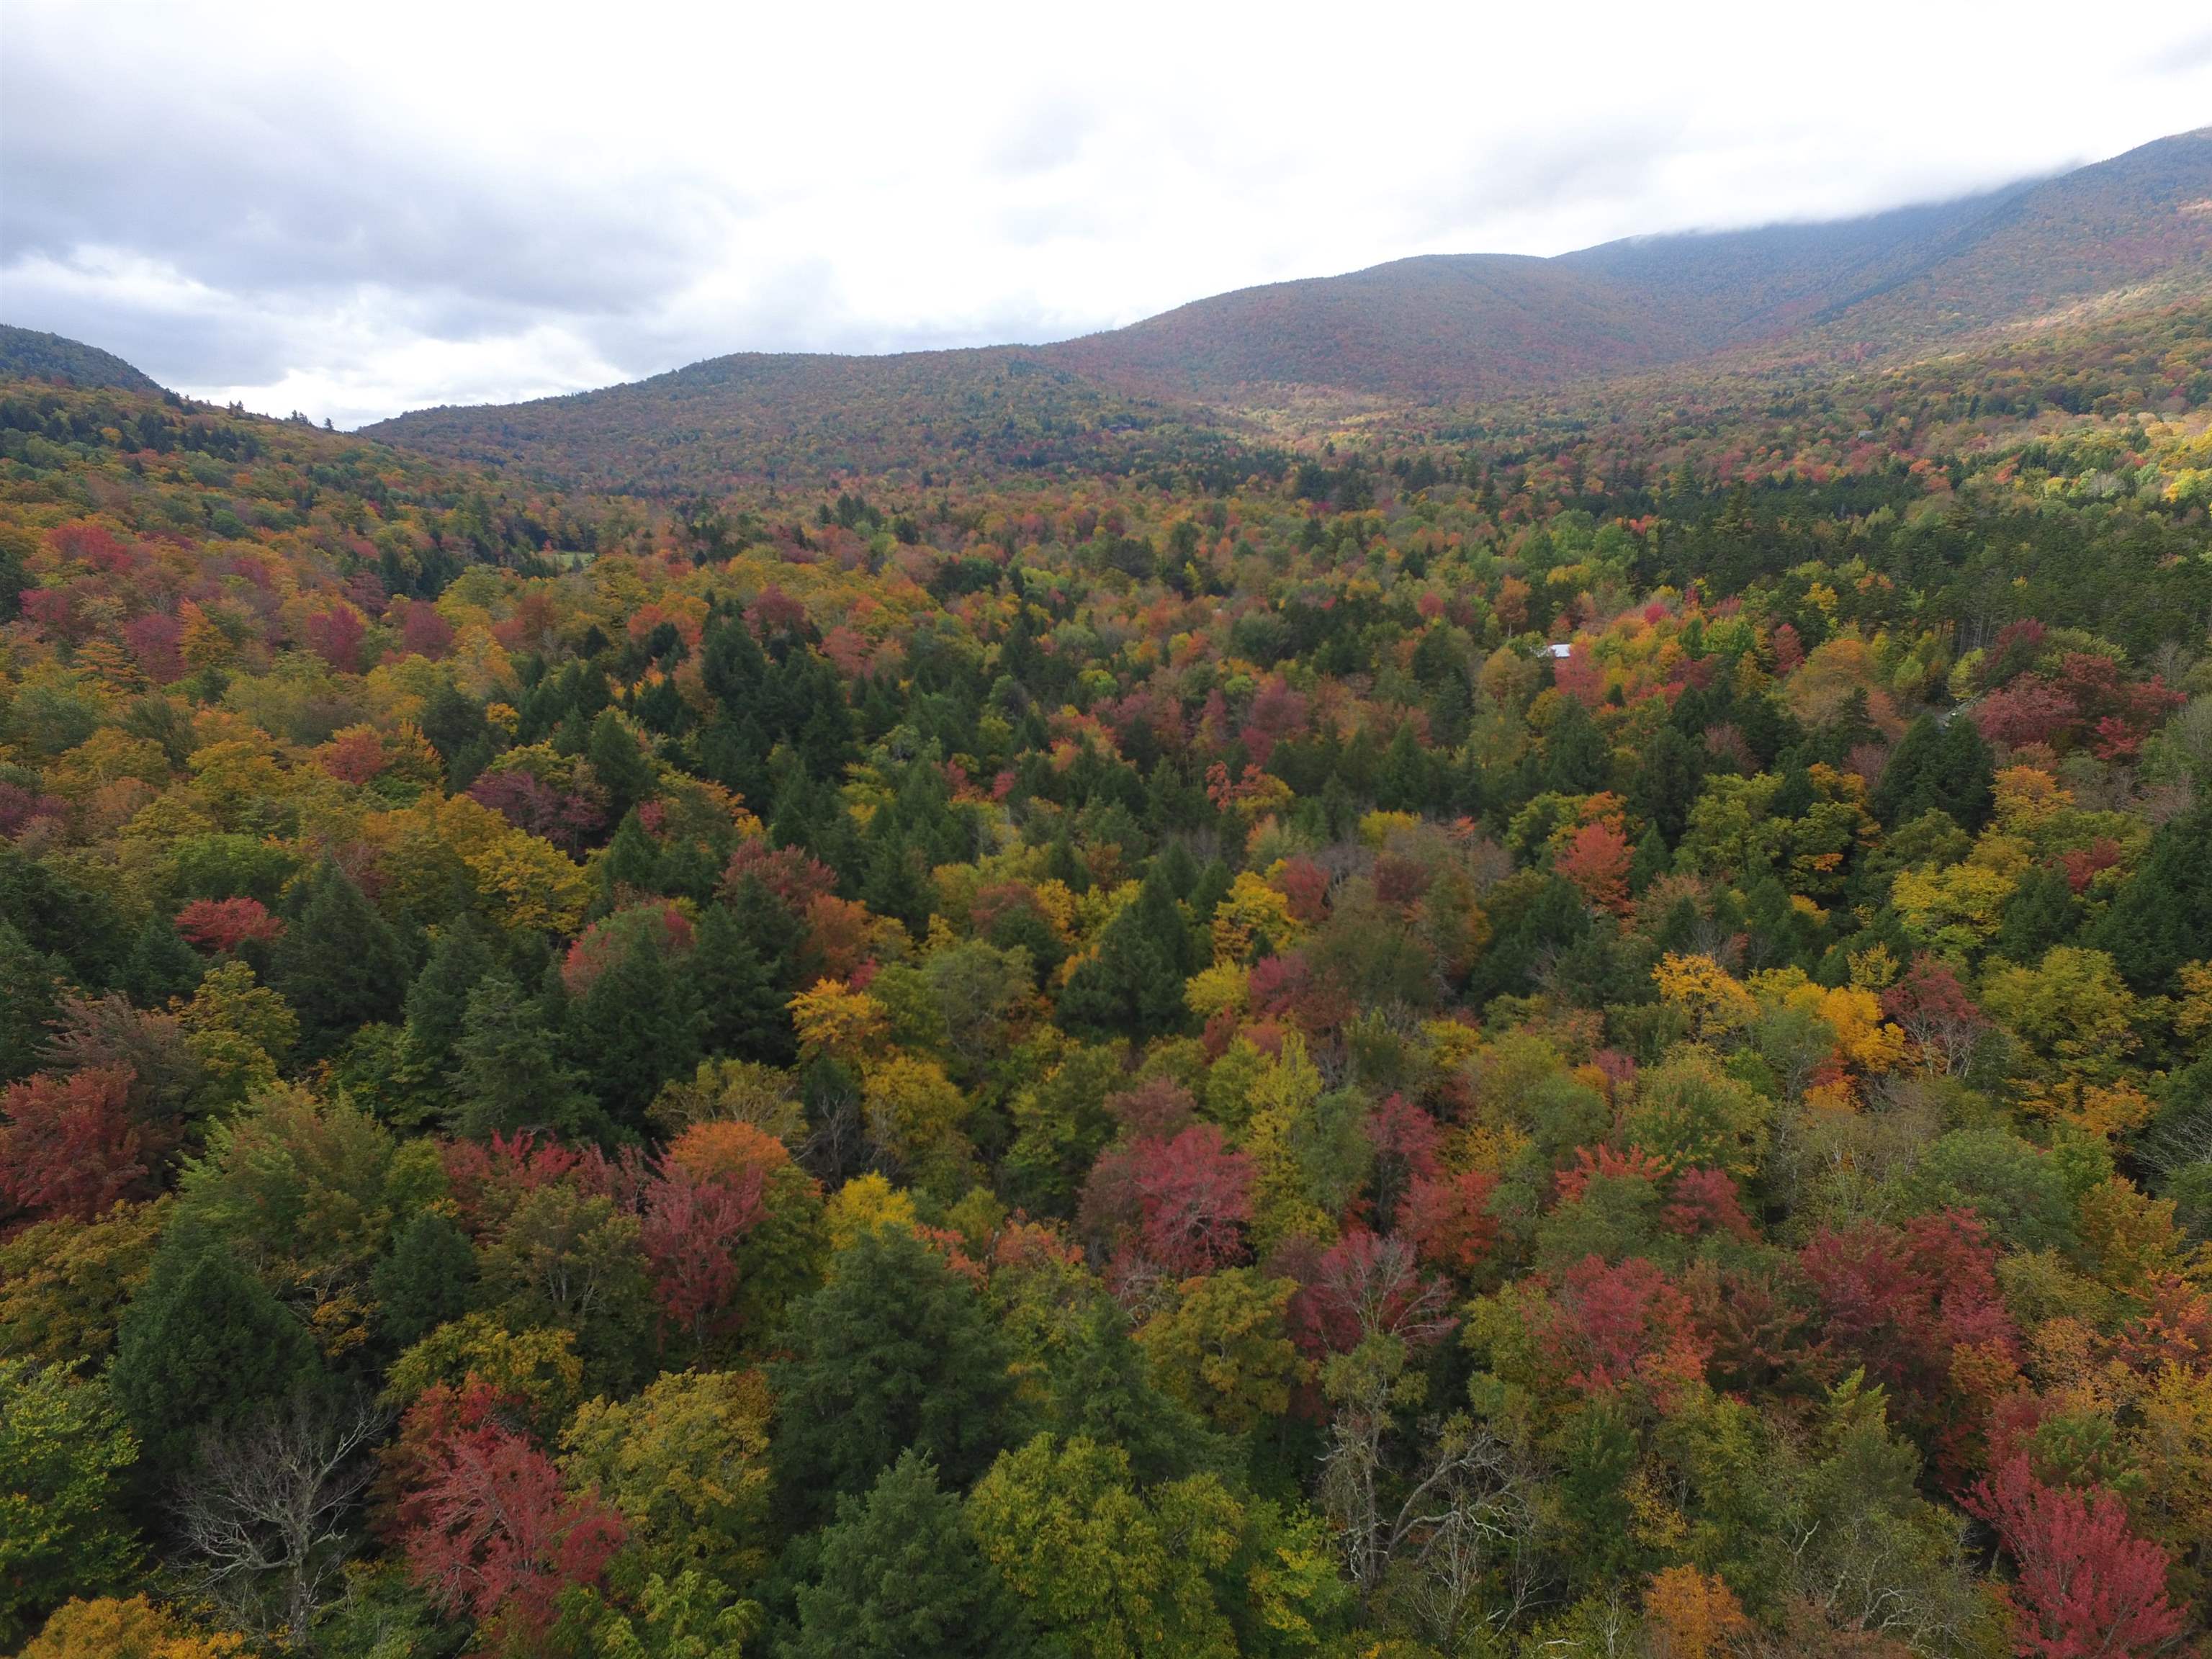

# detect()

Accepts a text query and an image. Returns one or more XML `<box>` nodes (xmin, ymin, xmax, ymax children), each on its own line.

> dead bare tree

<box><xmin>1314</xmin><ymin>1229</ymin><xmax>1539</xmax><ymax>1640</ymax></box>
<box><xmin>1375</xmin><ymin>1417</ymin><xmax>1543</xmax><ymax>1648</ymax></box>
<box><xmin>175</xmin><ymin>1390</ymin><xmax>389</xmax><ymax>1647</ymax></box>
<box><xmin>800</xmin><ymin>1075</ymin><xmax>868</xmax><ymax>1188</ymax></box>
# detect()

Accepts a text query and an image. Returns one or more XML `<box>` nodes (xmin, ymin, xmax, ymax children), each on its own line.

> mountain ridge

<box><xmin>1047</xmin><ymin>127</ymin><xmax>2212</xmax><ymax>402</ymax></box>
<box><xmin>10</xmin><ymin>130</ymin><xmax>2204</xmax><ymax>487</ymax></box>
<box><xmin>349</xmin><ymin>126</ymin><xmax>2211</xmax><ymax>487</ymax></box>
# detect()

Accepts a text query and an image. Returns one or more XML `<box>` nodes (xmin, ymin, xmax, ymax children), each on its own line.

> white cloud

<box><xmin>3</xmin><ymin>0</ymin><xmax>2208</xmax><ymax>426</ymax></box>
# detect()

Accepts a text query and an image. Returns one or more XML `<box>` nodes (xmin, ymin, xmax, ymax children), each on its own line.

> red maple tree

<box><xmin>0</xmin><ymin>1066</ymin><xmax>151</xmax><ymax>1220</ymax></box>
<box><xmin>397</xmin><ymin>1385</ymin><xmax>625</xmax><ymax>1646</ymax></box>
<box><xmin>1550</xmin><ymin>1254</ymin><xmax>1709</xmax><ymax>1406</ymax></box>
<box><xmin>1134</xmin><ymin>1123</ymin><xmax>1254</xmax><ymax>1276</ymax></box>
<box><xmin>1555</xmin><ymin>819</ymin><xmax>1634</xmax><ymax>914</ymax></box>
<box><xmin>1881</xmin><ymin>953</ymin><xmax>1987</xmax><ymax>1076</ymax></box>
<box><xmin>1799</xmin><ymin>1210</ymin><xmax>2019</xmax><ymax>1478</ymax></box>
<box><xmin>1398</xmin><ymin>1167</ymin><xmax>1498</xmax><ymax>1275</ymax></box>
<box><xmin>639</xmin><ymin>1163</ymin><xmax>765</xmax><ymax>1345</ymax></box>
<box><xmin>1966</xmin><ymin>1456</ymin><xmax>2186</xmax><ymax>1658</ymax></box>
<box><xmin>1287</xmin><ymin>1227</ymin><xmax>1455</xmax><ymax>1358</ymax></box>
<box><xmin>175</xmin><ymin>896</ymin><xmax>286</xmax><ymax>954</ymax></box>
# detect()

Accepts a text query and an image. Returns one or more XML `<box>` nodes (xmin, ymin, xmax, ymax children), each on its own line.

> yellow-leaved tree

<box><xmin>789</xmin><ymin>978</ymin><xmax>889</xmax><ymax>1064</ymax></box>
<box><xmin>23</xmin><ymin>1597</ymin><xmax>248</xmax><ymax>1659</ymax></box>
<box><xmin>1653</xmin><ymin>953</ymin><xmax>1756</xmax><ymax>1046</ymax></box>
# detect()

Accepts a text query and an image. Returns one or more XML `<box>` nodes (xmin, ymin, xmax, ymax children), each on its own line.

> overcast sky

<box><xmin>4</xmin><ymin>1</ymin><xmax>2208</xmax><ymax>428</ymax></box>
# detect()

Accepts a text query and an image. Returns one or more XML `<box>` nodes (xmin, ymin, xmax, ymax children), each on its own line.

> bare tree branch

<box><xmin>176</xmin><ymin>1389</ymin><xmax>390</xmax><ymax>1647</ymax></box>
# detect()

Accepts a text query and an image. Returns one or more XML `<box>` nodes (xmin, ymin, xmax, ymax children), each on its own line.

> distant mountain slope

<box><xmin>0</xmin><ymin>323</ymin><xmax>163</xmax><ymax>392</ymax></box>
<box><xmin>364</xmin><ymin>127</ymin><xmax>2212</xmax><ymax>487</ymax></box>
<box><xmin>364</xmin><ymin>345</ymin><xmax>1272</xmax><ymax>492</ymax></box>
<box><xmin>1054</xmin><ymin>128</ymin><xmax>2211</xmax><ymax>401</ymax></box>
<box><xmin>1799</xmin><ymin>125</ymin><xmax>2212</xmax><ymax>349</ymax></box>
<box><xmin>1550</xmin><ymin>189</ymin><xmax>2025</xmax><ymax>346</ymax></box>
<box><xmin>1046</xmin><ymin>253</ymin><xmax>1697</xmax><ymax>402</ymax></box>
<box><xmin>1043</xmin><ymin>189</ymin><xmax>2019</xmax><ymax>401</ymax></box>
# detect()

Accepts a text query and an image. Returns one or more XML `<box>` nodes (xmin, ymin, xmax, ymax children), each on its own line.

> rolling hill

<box><xmin>356</xmin><ymin>345</ymin><xmax>1274</xmax><ymax>494</ymax></box>
<box><xmin>1045</xmin><ymin>189</ymin><xmax>2020</xmax><ymax>402</ymax></box>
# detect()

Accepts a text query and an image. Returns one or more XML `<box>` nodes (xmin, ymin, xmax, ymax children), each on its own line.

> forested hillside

<box><xmin>363</xmin><ymin>346</ymin><xmax>1274</xmax><ymax>494</ymax></box>
<box><xmin>4</xmin><ymin>271</ymin><xmax>2211</xmax><ymax>1659</ymax></box>
<box><xmin>0</xmin><ymin>323</ymin><xmax>166</xmax><ymax>395</ymax></box>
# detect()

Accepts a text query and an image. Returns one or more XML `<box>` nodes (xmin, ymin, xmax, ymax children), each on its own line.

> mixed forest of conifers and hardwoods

<box><xmin>3</xmin><ymin>129</ymin><xmax>2212</xmax><ymax>1659</ymax></box>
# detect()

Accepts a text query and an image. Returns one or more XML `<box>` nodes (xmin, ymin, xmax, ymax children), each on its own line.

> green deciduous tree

<box><xmin>480</xmin><ymin>1183</ymin><xmax>654</xmax><ymax>1395</ymax></box>
<box><xmin>560</xmin><ymin>1369</ymin><xmax>775</xmax><ymax>1593</ymax></box>
<box><xmin>0</xmin><ymin>1202</ymin><xmax>163</xmax><ymax>1369</ymax></box>
<box><xmin>176</xmin><ymin>1084</ymin><xmax>424</xmax><ymax>1294</ymax></box>
<box><xmin>1136</xmin><ymin>1269</ymin><xmax>1308</xmax><ymax>1434</ymax></box>
<box><xmin>1904</xmin><ymin>1128</ymin><xmax>2078</xmax><ymax>1254</ymax></box>
<box><xmin>968</xmin><ymin>1432</ymin><xmax>1245</xmax><ymax>1659</ymax></box>
<box><xmin>0</xmin><ymin>1361</ymin><xmax>140</xmax><ymax>1646</ymax></box>
<box><xmin>1620</xmin><ymin>1048</ymin><xmax>1772</xmax><ymax>1177</ymax></box>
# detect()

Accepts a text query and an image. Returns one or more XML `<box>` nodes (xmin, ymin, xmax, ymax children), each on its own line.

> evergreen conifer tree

<box><xmin>273</xmin><ymin>860</ymin><xmax>408</xmax><ymax>1061</ymax></box>
<box><xmin>788</xmin><ymin>1452</ymin><xmax>1038</xmax><ymax>1659</ymax></box>
<box><xmin>770</xmin><ymin>1228</ymin><xmax>1024</xmax><ymax>1521</ymax></box>
<box><xmin>109</xmin><ymin>1245</ymin><xmax>323</xmax><ymax>1475</ymax></box>
<box><xmin>588</xmin><ymin>709</ymin><xmax>655</xmax><ymax>822</ymax></box>
<box><xmin>401</xmin><ymin>920</ymin><xmax>496</xmax><ymax>1079</ymax></box>
<box><xmin>449</xmin><ymin>970</ymin><xmax>597</xmax><ymax>1138</ymax></box>
<box><xmin>568</xmin><ymin>927</ymin><xmax>703</xmax><ymax>1129</ymax></box>
<box><xmin>693</xmin><ymin>902</ymin><xmax>795</xmax><ymax>1064</ymax></box>
<box><xmin>120</xmin><ymin>914</ymin><xmax>202</xmax><ymax>1007</ymax></box>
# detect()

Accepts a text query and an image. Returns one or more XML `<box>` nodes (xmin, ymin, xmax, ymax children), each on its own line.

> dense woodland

<box><xmin>2</xmin><ymin>293</ymin><xmax>2211</xmax><ymax>1659</ymax></box>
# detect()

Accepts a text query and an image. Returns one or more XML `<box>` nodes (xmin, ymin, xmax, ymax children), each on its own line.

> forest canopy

<box><xmin>2</xmin><ymin>295</ymin><xmax>2211</xmax><ymax>1658</ymax></box>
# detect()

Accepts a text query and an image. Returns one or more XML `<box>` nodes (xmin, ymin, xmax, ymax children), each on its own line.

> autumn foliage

<box><xmin>393</xmin><ymin>1385</ymin><xmax>626</xmax><ymax>1646</ymax></box>
<box><xmin>1966</xmin><ymin>1456</ymin><xmax>2186</xmax><ymax>1658</ymax></box>
<box><xmin>6</xmin><ymin>278</ymin><xmax>2212</xmax><ymax>1656</ymax></box>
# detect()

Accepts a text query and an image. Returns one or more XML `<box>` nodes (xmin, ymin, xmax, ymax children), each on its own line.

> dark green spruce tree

<box><xmin>109</xmin><ymin>1244</ymin><xmax>325</xmax><ymax>1476</ymax></box>
<box><xmin>400</xmin><ymin>918</ymin><xmax>497</xmax><ymax>1079</ymax></box>
<box><xmin>787</xmin><ymin>1451</ymin><xmax>1038</xmax><ymax>1659</ymax></box>
<box><xmin>371</xmin><ymin>1211</ymin><xmax>480</xmax><ymax>1350</ymax></box>
<box><xmin>121</xmin><ymin>914</ymin><xmax>203</xmax><ymax>1007</ymax></box>
<box><xmin>692</xmin><ymin>902</ymin><xmax>794</xmax><ymax>1064</ymax></box>
<box><xmin>769</xmin><ymin>1227</ymin><xmax>1024</xmax><ymax>1524</ymax></box>
<box><xmin>567</xmin><ymin>927</ymin><xmax>702</xmax><ymax>1129</ymax></box>
<box><xmin>274</xmin><ymin>859</ymin><xmax>408</xmax><ymax>1060</ymax></box>
<box><xmin>1873</xmin><ymin>713</ymin><xmax>1994</xmax><ymax>831</ymax></box>
<box><xmin>449</xmin><ymin>970</ymin><xmax>598</xmax><ymax>1139</ymax></box>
